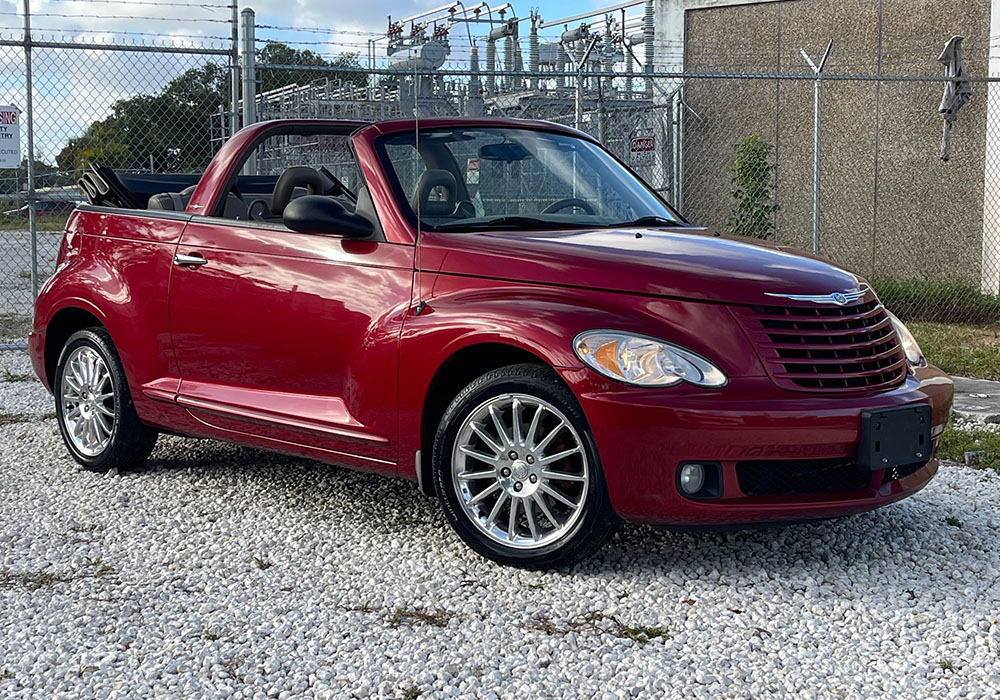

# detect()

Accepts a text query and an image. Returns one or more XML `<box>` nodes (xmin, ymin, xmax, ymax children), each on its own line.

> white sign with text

<box><xmin>0</xmin><ymin>106</ymin><xmax>20</xmax><ymax>168</ymax></box>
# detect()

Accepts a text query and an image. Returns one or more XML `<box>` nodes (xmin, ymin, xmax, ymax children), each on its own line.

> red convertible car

<box><xmin>29</xmin><ymin>118</ymin><xmax>953</xmax><ymax>568</ymax></box>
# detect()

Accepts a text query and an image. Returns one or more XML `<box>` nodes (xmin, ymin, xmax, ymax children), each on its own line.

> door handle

<box><xmin>173</xmin><ymin>253</ymin><xmax>208</xmax><ymax>267</ymax></box>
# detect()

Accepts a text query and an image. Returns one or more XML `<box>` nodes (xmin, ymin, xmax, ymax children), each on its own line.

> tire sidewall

<box><xmin>54</xmin><ymin>329</ymin><xmax>127</xmax><ymax>470</ymax></box>
<box><xmin>432</xmin><ymin>366</ymin><xmax>613</xmax><ymax>567</ymax></box>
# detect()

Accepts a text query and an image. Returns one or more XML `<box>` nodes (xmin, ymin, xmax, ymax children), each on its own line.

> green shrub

<box><xmin>727</xmin><ymin>135</ymin><xmax>779</xmax><ymax>240</ymax></box>
<box><xmin>871</xmin><ymin>278</ymin><xmax>1000</xmax><ymax>324</ymax></box>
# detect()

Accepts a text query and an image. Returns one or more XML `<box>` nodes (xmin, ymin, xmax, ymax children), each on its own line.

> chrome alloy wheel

<box><xmin>451</xmin><ymin>393</ymin><xmax>590</xmax><ymax>550</ymax></box>
<box><xmin>59</xmin><ymin>346</ymin><xmax>116</xmax><ymax>457</ymax></box>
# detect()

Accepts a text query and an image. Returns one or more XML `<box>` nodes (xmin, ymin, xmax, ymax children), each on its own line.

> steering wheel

<box><xmin>542</xmin><ymin>197</ymin><xmax>596</xmax><ymax>215</ymax></box>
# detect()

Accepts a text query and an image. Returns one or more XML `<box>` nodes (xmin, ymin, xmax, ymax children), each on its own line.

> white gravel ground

<box><xmin>2</xmin><ymin>352</ymin><xmax>1000</xmax><ymax>699</ymax></box>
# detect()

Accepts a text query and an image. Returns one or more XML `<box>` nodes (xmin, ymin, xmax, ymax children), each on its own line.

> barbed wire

<box><xmin>50</xmin><ymin>0</ymin><xmax>232</xmax><ymax>8</ymax></box>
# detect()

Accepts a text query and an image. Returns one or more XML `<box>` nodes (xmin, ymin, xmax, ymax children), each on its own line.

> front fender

<box><xmin>396</xmin><ymin>273</ymin><xmax>765</xmax><ymax>475</ymax></box>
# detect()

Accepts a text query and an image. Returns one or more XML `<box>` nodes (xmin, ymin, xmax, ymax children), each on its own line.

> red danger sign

<box><xmin>630</xmin><ymin>136</ymin><xmax>655</xmax><ymax>152</ymax></box>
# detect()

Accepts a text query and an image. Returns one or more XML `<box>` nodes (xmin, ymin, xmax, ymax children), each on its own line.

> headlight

<box><xmin>573</xmin><ymin>330</ymin><xmax>727</xmax><ymax>388</ymax></box>
<box><xmin>886</xmin><ymin>311</ymin><xmax>926</xmax><ymax>368</ymax></box>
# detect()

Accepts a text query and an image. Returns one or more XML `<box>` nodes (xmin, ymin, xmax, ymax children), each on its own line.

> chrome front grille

<box><xmin>734</xmin><ymin>291</ymin><xmax>907</xmax><ymax>393</ymax></box>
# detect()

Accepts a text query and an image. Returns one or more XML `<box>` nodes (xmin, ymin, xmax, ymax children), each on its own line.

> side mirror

<box><xmin>282</xmin><ymin>195</ymin><xmax>374</xmax><ymax>239</ymax></box>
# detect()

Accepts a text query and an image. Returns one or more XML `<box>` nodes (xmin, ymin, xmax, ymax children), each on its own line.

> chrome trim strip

<box><xmin>764</xmin><ymin>289</ymin><xmax>868</xmax><ymax>306</ymax></box>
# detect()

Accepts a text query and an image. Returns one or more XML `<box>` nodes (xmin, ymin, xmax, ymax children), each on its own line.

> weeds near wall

<box><xmin>727</xmin><ymin>135</ymin><xmax>779</xmax><ymax>240</ymax></box>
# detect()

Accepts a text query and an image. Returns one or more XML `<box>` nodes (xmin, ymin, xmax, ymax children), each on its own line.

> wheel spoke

<box><xmin>95</xmin><ymin>403</ymin><xmax>115</xmax><ymax>417</ymax></box>
<box><xmin>525</xmin><ymin>498</ymin><xmax>540</xmax><ymax>541</ymax></box>
<box><xmin>541</xmin><ymin>469</ymin><xmax>586</xmax><ymax>482</ymax></box>
<box><xmin>539</xmin><ymin>446</ymin><xmax>582</xmax><ymax>465</ymax></box>
<box><xmin>525</xmin><ymin>404</ymin><xmax>544</xmax><ymax>450</ymax></box>
<box><xmin>457</xmin><ymin>468</ymin><xmax>498</xmax><ymax>481</ymax></box>
<box><xmin>458</xmin><ymin>445</ymin><xmax>499</xmax><ymax>464</ymax></box>
<box><xmin>488</xmin><ymin>405</ymin><xmax>512</xmax><ymax>447</ymax></box>
<box><xmin>540</xmin><ymin>483</ymin><xmax>577</xmax><ymax>508</ymax></box>
<box><xmin>532</xmin><ymin>493</ymin><xmax>559</xmax><ymax>528</ymax></box>
<box><xmin>534</xmin><ymin>420</ymin><xmax>565</xmax><ymax>454</ymax></box>
<box><xmin>471</xmin><ymin>424</ymin><xmax>505</xmax><ymax>456</ymax></box>
<box><xmin>95</xmin><ymin>391</ymin><xmax>115</xmax><ymax>402</ymax></box>
<box><xmin>512</xmin><ymin>399</ymin><xmax>523</xmax><ymax>447</ymax></box>
<box><xmin>468</xmin><ymin>482</ymin><xmax>501</xmax><ymax>505</ymax></box>
<box><xmin>507</xmin><ymin>496</ymin><xmax>519</xmax><ymax>541</ymax></box>
<box><xmin>484</xmin><ymin>491</ymin><xmax>508</xmax><ymax>527</ymax></box>
<box><xmin>94</xmin><ymin>411</ymin><xmax>112</xmax><ymax>436</ymax></box>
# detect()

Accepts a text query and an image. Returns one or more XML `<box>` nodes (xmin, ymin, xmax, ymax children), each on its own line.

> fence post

<box><xmin>23</xmin><ymin>0</ymin><xmax>37</xmax><ymax>300</ymax></box>
<box><xmin>801</xmin><ymin>41</ymin><xmax>832</xmax><ymax>255</ymax></box>
<box><xmin>230</xmin><ymin>1</ymin><xmax>240</xmax><ymax>138</ymax></box>
<box><xmin>240</xmin><ymin>7</ymin><xmax>256</xmax><ymax>174</ymax></box>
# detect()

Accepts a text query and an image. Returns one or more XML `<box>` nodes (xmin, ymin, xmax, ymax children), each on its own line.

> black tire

<box><xmin>432</xmin><ymin>363</ymin><xmax>619</xmax><ymax>569</ymax></box>
<box><xmin>53</xmin><ymin>327</ymin><xmax>158</xmax><ymax>472</ymax></box>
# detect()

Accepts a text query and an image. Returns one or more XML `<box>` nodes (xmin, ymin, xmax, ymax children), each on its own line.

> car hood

<box><xmin>419</xmin><ymin>226</ymin><xmax>864</xmax><ymax>306</ymax></box>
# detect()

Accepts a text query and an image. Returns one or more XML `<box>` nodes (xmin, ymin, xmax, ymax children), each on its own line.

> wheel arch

<box><xmin>418</xmin><ymin>342</ymin><xmax>565</xmax><ymax>496</ymax></box>
<box><xmin>43</xmin><ymin>305</ymin><xmax>106</xmax><ymax>388</ymax></box>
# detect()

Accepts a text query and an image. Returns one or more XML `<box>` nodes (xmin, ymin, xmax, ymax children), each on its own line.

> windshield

<box><xmin>375</xmin><ymin>127</ymin><xmax>680</xmax><ymax>232</ymax></box>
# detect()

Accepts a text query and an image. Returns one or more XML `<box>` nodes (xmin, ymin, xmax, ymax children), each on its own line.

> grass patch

<box><xmin>1</xmin><ymin>369</ymin><xmax>33</xmax><ymax>382</ymax></box>
<box><xmin>0</xmin><ymin>314</ymin><xmax>31</xmax><ymax>341</ymax></box>
<box><xmin>252</xmin><ymin>556</ymin><xmax>272</xmax><ymax>570</ymax></box>
<box><xmin>938</xmin><ymin>422</ymin><xmax>1000</xmax><ymax>474</ymax></box>
<box><xmin>400</xmin><ymin>687</ymin><xmax>422</xmax><ymax>700</ymax></box>
<box><xmin>909</xmin><ymin>322</ymin><xmax>1000</xmax><ymax>381</ymax></box>
<box><xmin>615</xmin><ymin>623</ymin><xmax>671</xmax><ymax>645</ymax></box>
<box><xmin>938</xmin><ymin>659</ymin><xmax>956</xmax><ymax>672</ymax></box>
<box><xmin>387</xmin><ymin>606</ymin><xmax>451</xmax><ymax>628</ymax></box>
<box><xmin>0</xmin><ymin>213</ymin><xmax>69</xmax><ymax>232</ymax></box>
<box><xmin>531</xmin><ymin>611</ymin><xmax>671</xmax><ymax>645</ymax></box>
<box><xmin>0</xmin><ymin>568</ymin><xmax>72</xmax><ymax>590</ymax></box>
<box><xmin>83</xmin><ymin>557</ymin><xmax>115</xmax><ymax>577</ymax></box>
<box><xmin>0</xmin><ymin>668</ymin><xmax>13</xmax><ymax>680</ymax></box>
<box><xmin>0</xmin><ymin>413</ymin><xmax>36</xmax><ymax>425</ymax></box>
<box><xmin>873</xmin><ymin>278</ymin><xmax>1000</xmax><ymax>324</ymax></box>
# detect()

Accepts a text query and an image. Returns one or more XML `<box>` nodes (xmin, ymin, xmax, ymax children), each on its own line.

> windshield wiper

<box><xmin>607</xmin><ymin>215</ymin><xmax>679</xmax><ymax>228</ymax></box>
<box><xmin>434</xmin><ymin>216</ymin><xmax>582</xmax><ymax>232</ymax></box>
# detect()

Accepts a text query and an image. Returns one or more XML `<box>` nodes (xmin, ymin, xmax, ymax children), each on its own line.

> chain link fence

<box><xmin>2</xmin><ymin>25</ymin><xmax>1000</xmax><ymax>342</ymax></box>
<box><xmin>0</xmin><ymin>37</ymin><xmax>234</xmax><ymax>344</ymax></box>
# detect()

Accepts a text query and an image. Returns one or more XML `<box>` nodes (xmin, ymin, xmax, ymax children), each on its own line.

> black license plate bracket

<box><xmin>858</xmin><ymin>404</ymin><xmax>932</xmax><ymax>471</ymax></box>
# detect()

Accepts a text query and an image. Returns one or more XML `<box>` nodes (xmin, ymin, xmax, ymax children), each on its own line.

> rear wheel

<box><xmin>432</xmin><ymin>364</ymin><xmax>618</xmax><ymax>568</ymax></box>
<box><xmin>54</xmin><ymin>327</ymin><xmax>158</xmax><ymax>472</ymax></box>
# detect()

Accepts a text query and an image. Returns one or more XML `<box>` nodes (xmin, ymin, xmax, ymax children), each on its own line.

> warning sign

<box><xmin>629</xmin><ymin>136</ymin><xmax>655</xmax><ymax>165</ymax></box>
<box><xmin>0</xmin><ymin>106</ymin><xmax>20</xmax><ymax>168</ymax></box>
<box><xmin>466</xmin><ymin>157</ymin><xmax>480</xmax><ymax>185</ymax></box>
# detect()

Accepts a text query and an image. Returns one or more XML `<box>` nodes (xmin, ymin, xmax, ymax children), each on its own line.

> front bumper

<box><xmin>560</xmin><ymin>365</ymin><xmax>953</xmax><ymax>526</ymax></box>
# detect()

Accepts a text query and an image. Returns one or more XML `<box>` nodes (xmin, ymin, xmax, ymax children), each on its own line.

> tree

<box><xmin>727</xmin><ymin>135</ymin><xmax>779</xmax><ymax>240</ymax></box>
<box><xmin>57</xmin><ymin>62</ymin><xmax>229</xmax><ymax>175</ymax></box>
<box><xmin>258</xmin><ymin>41</ymin><xmax>366</xmax><ymax>93</ymax></box>
<box><xmin>57</xmin><ymin>42</ymin><xmax>353</xmax><ymax>177</ymax></box>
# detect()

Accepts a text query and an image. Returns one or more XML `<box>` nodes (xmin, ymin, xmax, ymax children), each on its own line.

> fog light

<box><xmin>679</xmin><ymin>463</ymin><xmax>706</xmax><ymax>495</ymax></box>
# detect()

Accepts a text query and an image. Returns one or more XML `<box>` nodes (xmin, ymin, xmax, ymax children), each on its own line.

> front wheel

<box><xmin>432</xmin><ymin>364</ymin><xmax>618</xmax><ymax>568</ymax></box>
<box><xmin>54</xmin><ymin>327</ymin><xmax>158</xmax><ymax>472</ymax></box>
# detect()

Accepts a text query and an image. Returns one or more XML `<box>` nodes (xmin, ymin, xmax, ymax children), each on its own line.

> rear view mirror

<box><xmin>282</xmin><ymin>195</ymin><xmax>374</xmax><ymax>239</ymax></box>
<box><xmin>478</xmin><ymin>142</ymin><xmax>532</xmax><ymax>162</ymax></box>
